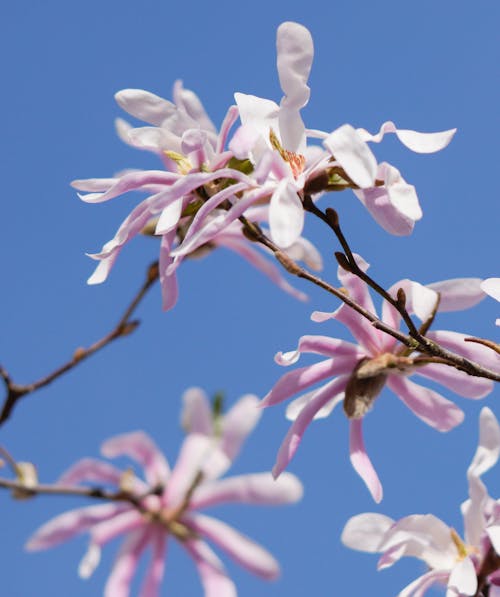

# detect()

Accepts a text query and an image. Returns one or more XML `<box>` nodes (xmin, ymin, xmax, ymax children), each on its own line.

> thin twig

<box><xmin>0</xmin><ymin>262</ymin><xmax>159</xmax><ymax>426</ymax></box>
<box><xmin>239</xmin><ymin>216</ymin><xmax>500</xmax><ymax>383</ymax></box>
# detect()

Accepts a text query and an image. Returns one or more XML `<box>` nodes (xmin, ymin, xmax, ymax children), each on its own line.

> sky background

<box><xmin>0</xmin><ymin>0</ymin><xmax>499</xmax><ymax>595</ymax></box>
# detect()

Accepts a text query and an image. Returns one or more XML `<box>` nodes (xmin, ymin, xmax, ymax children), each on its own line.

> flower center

<box><xmin>269</xmin><ymin>129</ymin><xmax>306</xmax><ymax>178</ymax></box>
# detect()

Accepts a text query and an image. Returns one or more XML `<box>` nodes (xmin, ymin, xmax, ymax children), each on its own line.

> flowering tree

<box><xmin>1</xmin><ymin>17</ymin><xmax>499</xmax><ymax>597</ymax></box>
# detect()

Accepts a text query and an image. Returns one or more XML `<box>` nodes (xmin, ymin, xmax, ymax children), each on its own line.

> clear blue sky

<box><xmin>1</xmin><ymin>1</ymin><xmax>499</xmax><ymax>595</ymax></box>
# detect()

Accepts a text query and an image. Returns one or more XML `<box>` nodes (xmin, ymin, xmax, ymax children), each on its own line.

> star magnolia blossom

<box><xmin>261</xmin><ymin>256</ymin><xmax>499</xmax><ymax>502</ymax></box>
<box><xmin>26</xmin><ymin>391</ymin><xmax>303</xmax><ymax>596</ymax></box>
<box><xmin>231</xmin><ymin>22</ymin><xmax>456</xmax><ymax>246</ymax></box>
<box><xmin>73</xmin><ymin>67</ymin><xmax>324</xmax><ymax>310</ymax></box>
<box><xmin>342</xmin><ymin>407</ymin><xmax>500</xmax><ymax>596</ymax></box>
<box><xmin>481</xmin><ymin>278</ymin><xmax>500</xmax><ymax>326</ymax></box>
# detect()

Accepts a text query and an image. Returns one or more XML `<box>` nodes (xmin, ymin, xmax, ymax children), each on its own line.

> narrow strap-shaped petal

<box><xmin>183</xmin><ymin>539</ymin><xmax>237</xmax><ymax>597</ymax></box>
<box><xmin>186</xmin><ymin>513</ymin><xmax>280</xmax><ymax>580</ymax></box>
<box><xmin>216</xmin><ymin>105</ymin><xmax>239</xmax><ymax>154</ymax></box>
<box><xmin>334</xmin><ymin>303</ymin><xmax>382</xmax><ymax>356</ymax></box>
<box><xmin>104</xmin><ymin>527</ymin><xmax>153</xmax><ymax>597</ymax></box>
<box><xmin>427</xmin><ymin>330</ymin><xmax>500</xmax><ymax>373</ymax></box>
<box><xmin>272</xmin><ymin>376</ymin><xmax>348</xmax><ymax>478</ymax></box>
<box><xmin>285</xmin><ymin>389</ymin><xmax>343</xmax><ymax>421</ymax></box>
<box><xmin>115</xmin><ymin>89</ymin><xmax>176</xmax><ymax>126</ymax></box>
<box><xmin>25</xmin><ymin>503</ymin><xmax>129</xmax><ymax>551</ymax></box>
<box><xmin>173</xmin><ymin>80</ymin><xmax>216</xmax><ymax>134</ymax></box>
<box><xmin>398</xmin><ymin>569</ymin><xmax>450</xmax><ymax>597</ymax></box>
<box><xmin>220</xmin><ymin>394</ymin><xmax>261</xmax><ymax>462</ymax></box>
<box><xmin>341</xmin><ymin>513</ymin><xmax>394</xmax><ymax>552</ymax></box>
<box><xmin>261</xmin><ymin>357</ymin><xmax>355</xmax><ymax>408</ymax></box>
<box><xmin>387</xmin><ymin>376</ymin><xmax>464</xmax><ymax>431</ymax></box>
<box><xmin>90</xmin><ymin>509</ymin><xmax>146</xmax><ymax>547</ymax></box>
<box><xmin>214</xmin><ymin>235</ymin><xmax>308</xmax><ymax>301</ymax></box>
<box><xmin>427</xmin><ymin>278</ymin><xmax>486</xmax><ymax>311</ymax></box>
<box><xmin>275</xmin><ymin>335</ymin><xmax>363</xmax><ymax>364</ymax></box>
<box><xmin>181</xmin><ymin>387</ymin><xmax>213</xmax><ymax>435</ymax></box>
<box><xmin>416</xmin><ymin>363</ymin><xmax>492</xmax><ymax>399</ymax></box>
<box><xmin>159</xmin><ymin>228</ymin><xmax>179</xmax><ymax>312</ymax></box>
<box><xmin>139</xmin><ymin>527</ymin><xmax>167</xmax><ymax>597</ymax></box>
<box><xmin>349</xmin><ymin>418</ymin><xmax>383</xmax><ymax>503</ymax></box>
<box><xmin>101</xmin><ymin>431</ymin><xmax>170</xmax><ymax>487</ymax></box>
<box><xmin>57</xmin><ymin>458</ymin><xmax>124</xmax><ymax>487</ymax></box>
<box><xmin>189</xmin><ymin>472</ymin><xmax>303</xmax><ymax>510</ymax></box>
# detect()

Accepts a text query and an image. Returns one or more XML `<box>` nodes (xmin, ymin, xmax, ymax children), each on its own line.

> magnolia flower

<box><xmin>342</xmin><ymin>407</ymin><xmax>500</xmax><ymax>596</ymax></box>
<box><xmin>481</xmin><ymin>278</ymin><xmax>500</xmax><ymax>326</ymax></box>
<box><xmin>26</xmin><ymin>391</ymin><xmax>303</xmax><ymax>596</ymax></box>
<box><xmin>261</xmin><ymin>256</ymin><xmax>498</xmax><ymax>502</ymax></box>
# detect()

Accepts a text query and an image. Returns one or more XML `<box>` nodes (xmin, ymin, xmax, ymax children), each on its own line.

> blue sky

<box><xmin>1</xmin><ymin>0</ymin><xmax>499</xmax><ymax>595</ymax></box>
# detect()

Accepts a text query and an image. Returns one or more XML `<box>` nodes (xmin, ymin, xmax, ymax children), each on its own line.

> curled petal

<box><xmin>101</xmin><ymin>431</ymin><xmax>170</xmax><ymax>487</ymax></box>
<box><xmin>349</xmin><ymin>418</ymin><xmax>383</xmax><ymax>503</ymax></box>
<box><xmin>159</xmin><ymin>228</ymin><xmax>179</xmax><ymax>312</ymax></box>
<box><xmin>387</xmin><ymin>376</ymin><xmax>464</xmax><ymax>432</ymax></box>
<box><xmin>190</xmin><ymin>472</ymin><xmax>303</xmax><ymax>510</ymax></box>
<box><xmin>468</xmin><ymin>407</ymin><xmax>500</xmax><ymax>479</ymax></box>
<box><xmin>272</xmin><ymin>377</ymin><xmax>348</xmax><ymax>478</ymax></box>
<box><xmin>357</xmin><ymin>121</ymin><xmax>456</xmax><ymax>153</ymax></box>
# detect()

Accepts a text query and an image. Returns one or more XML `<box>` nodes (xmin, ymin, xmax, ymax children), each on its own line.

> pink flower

<box><xmin>262</xmin><ymin>256</ymin><xmax>498</xmax><ymax>502</ymax></box>
<box><xmin>481</xmin><ymin>278</ymin><xmax>500</xmax><ymax>326</ymax></box>
<box><xmin>26</xmin><ymin>390</ymin><xmax>303</xmax><ymax>596</ymax></box>
<box><xmin>342</xmin><ymin>407</ymin><xmax>500</xmax><ymax>596</ymax></box>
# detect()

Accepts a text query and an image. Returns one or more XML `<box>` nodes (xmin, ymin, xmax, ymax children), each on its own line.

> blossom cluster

<box><xmin>74</xmin><ymin>22</ymin><xmax>455</xmax><ymax>310</ymax></box>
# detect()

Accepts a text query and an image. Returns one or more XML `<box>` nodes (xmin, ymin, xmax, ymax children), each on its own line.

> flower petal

<box><xmin>186</xmin><ymin>513</ymin><xmax>280</xmax><ymax>580</ymax></box>
<box><xmin>221</xmin><ymin>394</ymin><xmax>261</xmax><ymax>462</ymax></box>
<box><xmin>139</xmin><ymin>527</ymin><xmax>167</xmax><ymax>597</ymax></box>
<box><xmin>387</xmin><ymin>376</ymin><xmax>464</xmax><ymax>431</ymax></box>
<box><xmin>189</xmin><ymin>472</ymin><xmax>303</xmax><ymax>510</ymax></box>
<box><xmin>341</xmin><ymin>513</ymin><xmax>394</xmax><ymax>552</ymax></box>
<box><xmin>398</xmin><ymin>569</ymin><xmax>451</xmax><ymax>597</ymax></box>
<box><xmin>427</xmin><ymin>278</ymin><xmax>486</xmax><ymax>311</ymax></box>
<box><xmin>184</xmin><ymin>539</ymin><xmax>237</xmax><ymax>597</ymax></box>
<box><xmin>447</xmin><ymin>557</ymin><xmax>477</xmax><ymax>596</ymax></box>
<box><xmin>357</xmin><ymin>121</ymin><xmax>456</xmax><ymax>153</ymax></box>
<box><xmin>468</xmin><ymin>407</ymin><xmax>500</xmax><ymax>478</ymax></box>
<box><xmin>349</xmin><ymin>418</ymin><xmax>383</xmax><ymax>503</ymax></box>
<box><xmin>115</xmin><ymin>89</ymin><xmax>176</xmax><ymax>126</ymax></box>
<box><xmin>324</xmin><ymin>124</ymin><xmax>377</xmax><ymax>188</ymax></box>
<box><xmin>269</xmin><ymin>179</ymin><xmax>304</xmax><ymax>248</ymax></box>
<box><xmin>101</xmin><ymin>431</ymin><xmax>170</xmax><ymax>487</ymax></box>
<box><xmin>416</xmin><ymin>363</ymin><xmax>492</xmax><ymax>399</ymax></box>
<box><xmin>181</xmin><ymin>387</ymin><xmax>213</xmax><ymax>435</ymax></box>
<box><xmin>272</xmin><ymin>376</ymin><xmax>348</xmax><ymax>478</ymax></box>
<box><xmin>57</xmin><ymin>458</ymin><xmax>124</xmax><ymax>487</ymax></box>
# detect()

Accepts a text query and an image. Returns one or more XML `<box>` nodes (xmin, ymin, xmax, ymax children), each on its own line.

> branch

<box><xmin>239</xmin><ymin>217</ymin><xmax>500</xmax><ymax>383</ymax></box>
<box><xmin>0</xmin><ymin>262</ymin><xmax>159</xmax><ymax>426</ymax></box>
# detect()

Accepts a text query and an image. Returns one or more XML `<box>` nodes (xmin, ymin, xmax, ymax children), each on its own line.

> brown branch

<box><xmin>0</xmin><ymin>261</ymin><xmax>159</xmax><ymax>426</ymax></box>
<box><xmin>239</xmin><ymin>217</ymin><xmax>500</xmax><ymax>383</ymax></box>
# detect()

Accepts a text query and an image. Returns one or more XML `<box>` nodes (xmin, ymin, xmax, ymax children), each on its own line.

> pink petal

<box><xmin>189</xmin><ymin>472</ymin><xmax>303</xmax><ymax>510</ymax></box>
<box><xmin>25</xmin><ymin>503</ymin><xmax>129</xmax><ymax>551</ymax></box>
<box><xmin>186</xmin><ymin>513</ymin><xmax>280</xmax><ymax>580</ymax></box>
<box><xmin>354</xmin><ymin>185</ymin><xmax>417</xmax><ymax>236</ymax></box>
<box><xmin>275</xmin><ymin>335</ymin><xmax>363</xmax><ymax>364</ymax></box>
<box><xmin>349</xmin><ymin>418</ymin><xmax>383</xmax><ymax>503</ymax></box>
<box><xmin>90</xmin><ymin>509</ymin><xmax>146</xmax><ymax>547</ymax></box>
<box><xmin>214</xmin><ymin>235</ymin><xmax>308</xmax><ymax>301</ymax></box>
<box><xmin>139</xmin><ymin>527</ymin><xmax>167</xmax><ymax>597</ymax></box>
<box><xmin>159</xmin><ymin>229</ymin><xmax>179</xmax><ymax>312</ymax></box>
<box><xmin>216</xmin><ymin>105</ymin><xmax>239</xmax><ymax>154</ymax></box>
<box><xmin>221</xmin><ymin>394</ymin><xmax>261</xmax><ymax>462</ymax></box>
<box><xmin>101</xmin><ymin>431</ymin><xmax>170</xmax><ymax>487</ymax></box>
<box><xmin>387</xmin><ymin>376</ymin><xmax>464</xmax><ymax>431</ymax></box>
<box><xmin>57</xmin><ymin>458</ymin><xmax>124</xmax><ymax>487</ymax></box>
<box><xmin>285</xmin><ymin>390</ymin><xmax>344</xmax><ymax>421</ymax></box>
<box><xmin>261</xmin><ymin>356</ymin><xmax>355</xmax><ymax>408</ymax></box>
<box><xmin>427</xmin><ymin>330</ymin><xmax>500</xmax><ymax>373</ymax></box>
<box><xmin>416</xmin><ymin>363</ymin><xmax>492</xmax><ymax>399</ymax></box>
<box><xmin>181</xmin><ymin>387</ymin><xmax>213</xmax><ymax>435</ymax></box>
<box><xmin>184</xmin><ymin>539</ymin><xmax>237</xmax><ymax>597</ymax></box>
<box><xmin>272</xmin><ymin>376</ymin><xmax>348</xmax><ymax>478</ymax></box>
<box><xmin>334</xmin><ymin>304</ymin><xmax>382</xmax><ymax>356</ymax></box>
<box><xmin>324</xmin><ymin>124</ymin><xmax>377</xmax><ymax>188</ymax></box>
<box><xmin>104</xmin><ymin>528</ymin><xmax>153</xmax><ymax>597</ymax></box>
<box><xmin>173</xmin><ymin>80</ymin><xmax>216</xmax><ymax>133</ymax></box>
<box><xmin>427</xmin><ymin>278</ymin><xmax>486</xmax><ymax>311</ymax></box>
